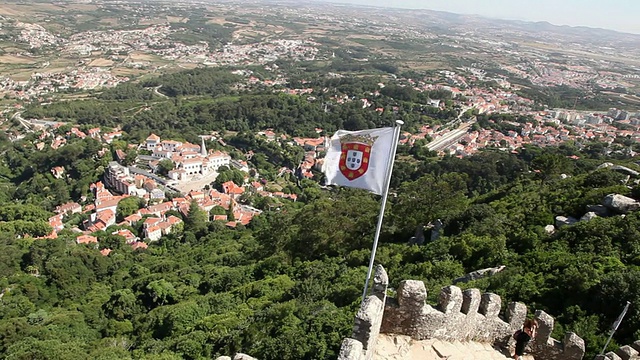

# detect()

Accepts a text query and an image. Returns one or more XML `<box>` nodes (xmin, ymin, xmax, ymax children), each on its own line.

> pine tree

<box><xmin>185</xmin><ymin>200</ymin><xmax>207</xmax><ymax>234</ymax></box>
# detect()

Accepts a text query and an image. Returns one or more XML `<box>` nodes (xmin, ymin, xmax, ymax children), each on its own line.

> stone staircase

<box><xmin>374</xmin><ymin>334</ymin><xmax>536</xmax><ymax>360</ymax></box>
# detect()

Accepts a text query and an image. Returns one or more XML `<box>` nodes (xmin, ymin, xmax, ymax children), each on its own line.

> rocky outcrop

<box><xmin>596</xmin><ymin>163</ymin><xmax>639</xmax><ymax>177</ymax></box>
<box><xmin>580</xmin><ymin>212</ymin><xmax>599</xmax><ymax>222</ymax></box>
<box><xmin>587</xmin><ymin>204</ymin><xmax>611</xmax><ymax>217</ymax></box>
<box><xmin>603</xmin><ymin>194</ymin><xmax>640</xmax><ymax>214</ymax></box>
<box><xmin>556</xmin><ymin>215</ymin><xmax>578</xmax><ymax>228</ymax></box>
<box><xmin>611</xmin><ymin>165</ymin><xmax>640</xmax><ymax>177</ymax></box>
<box><xmin>339</xmin><ymin>266</ymin><xmax>585</xmax><ymax>360</ymax></box>
<box><xmin>453</xmin><ymin>265</ymin><xmax>506</xmax><ymax>284</ymax></box>
<box><xmin>215</xmin><ymin>354</ymin><xmax>257</xmax><ymax>360</ymax></box>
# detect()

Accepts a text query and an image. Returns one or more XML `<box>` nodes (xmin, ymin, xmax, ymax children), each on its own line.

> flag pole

<box><xmin>361</xmin><ymin>119</ymin><xmax>404</xmax><ymax>303</ymax></box>
<box><xmin>599</xmin><ymin>301</ymin><xmax>631</xmax><ymax>357</ymax></box>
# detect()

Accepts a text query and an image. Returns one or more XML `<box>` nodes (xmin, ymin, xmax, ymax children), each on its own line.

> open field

<box><xmin>206</xmin><ymin>17</ymin><xmax>228</xmax><ymax>25</ymax></box>
<box><xmin>175</xmin><ymin>62</ymin><xmax>200</xmax><ymax>69</ymax></box>
<box><xmin>4</xmin><ymin>69</ymin><xmax>37</xmax><ymax>81</ymax></box>
<box><xmin>167</xmin><ymin>16</ymin><xmax>189</xmax><ymax>23</ymax></box>
<box><xmin>519</xmin><ymin>41</ymin><xmax>640</xmax><ymax>66</ymax></box>
<box><xmin>139</xmin><ymin>18</ymin><xmax>168</xmax><ymax>26</ymax></box>
<box><xmin>0</xmin><ymin>3</ymin><xmax>64</xmax><ymax>17</ymax></box>
<box><xmin>0</xmin><ymin>55</ymin><xmax>38</xmax><ymax>64</ymax></box>
<box><xmin>63</xmin><ymin>4</ymin><xmax>99</xmax><ymax>12</ymax></box>
<box><xmin>99</xmin><ymin>17</ymin><xmax>120</xmax><ymax>26</ymax></box>
<box><xmin>129</xmin><ymin>52</ymin><xmax>160</xmax><ymax>62</ymax></box>
<box><xmin>88</xmin><ymin>58</ymin><xmax>115</xmax><ymax>67</ymax></box>
<box><xmin>112</xmin><ymin>68</ymin><xmax>147</xmax><ymax>77</ymax></box>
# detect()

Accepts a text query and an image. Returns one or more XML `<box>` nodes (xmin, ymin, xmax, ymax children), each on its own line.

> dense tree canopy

<box><xmin>4</xmin><ymin>69</ymin><xmax>640</xmax><ymax>360</ymax></box>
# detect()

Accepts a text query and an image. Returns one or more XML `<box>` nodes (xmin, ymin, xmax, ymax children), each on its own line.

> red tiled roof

<box><xmin>131</xmin><ymin>242</ymin><xmax>148</xmax><ymax>250</ymax></box>
<box><xmin>76</xmin><ymin>235</ymin><xmax>98</xmax><ymax>244</ymax></box>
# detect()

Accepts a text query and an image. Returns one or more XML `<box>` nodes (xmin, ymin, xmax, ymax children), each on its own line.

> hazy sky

<box><xmin>320</xmin><ymin>0</ymin><xmax>640</xmax><ymax>34</ymax></box>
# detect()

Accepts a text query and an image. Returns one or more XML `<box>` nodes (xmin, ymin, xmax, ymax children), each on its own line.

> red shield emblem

<box><xmin>339</xmin><ymin>142</ymin><xmax>371</xmax><ymax>180</ymax></box>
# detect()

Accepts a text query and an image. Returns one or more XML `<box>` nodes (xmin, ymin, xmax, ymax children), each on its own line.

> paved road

<box><xmin>138</xmin><ymin>155</ymin><xmax>159</xmax><ymax>162</ymax></box>
<box><xmin>426</xmin><ymin>119</ymin><xmax>475</xmax><ymax>152</ymax></box>
<box><xmin>153</xmin><ymin>85</ymin><xmax>168</xmax><ymax>98</ymax></box>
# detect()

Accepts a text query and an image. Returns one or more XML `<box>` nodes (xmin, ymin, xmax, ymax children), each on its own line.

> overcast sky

<box><xmin>319</xmin><ymin>0</ymin><xmax>640</xmax><ymax>34</ymax></box>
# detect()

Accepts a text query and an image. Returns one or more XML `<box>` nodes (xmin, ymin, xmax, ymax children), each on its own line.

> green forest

<box><xmin>2</xmin><ymin>69</ymin><xmax>640</xmax><ymax>360</ymax></box>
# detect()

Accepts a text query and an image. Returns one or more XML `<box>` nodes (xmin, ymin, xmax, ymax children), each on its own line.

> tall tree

<box><xmin>184</xmin><ymin>200</ymin><xmax>207</xmax><ymax>235</ymax></box>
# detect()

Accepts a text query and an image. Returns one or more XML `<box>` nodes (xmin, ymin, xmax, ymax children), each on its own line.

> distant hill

<box><xmin>307</xmin><ymin>0</ymin><xmax>640</xmax><ymax>50</ymax></box>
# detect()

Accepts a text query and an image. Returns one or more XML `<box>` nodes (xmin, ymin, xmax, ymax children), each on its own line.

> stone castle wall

<box><xmin>338</xmin><ymin>266</ymin><xmax>586</xmax><ymax>360</ymax></box>
<box><xmin>595</xmin><ymin>341</ymin><xmax>640</xmax><ymax>360</ymax></box>
<box><xmin>339</xmin><ymin>265</ymin><xmax>389</xmax><ymax>360</ymax></box>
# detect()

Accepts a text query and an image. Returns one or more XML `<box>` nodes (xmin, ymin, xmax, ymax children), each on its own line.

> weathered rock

<box><xmin>233</xmin><ymin>354</ymin><xmax>257</xmax><ymax>360</ymax></box>
<box><xmin>603</xmin><ymin>194</ymin><xmax>640</xmax><ymax>214</ymax></box>
<box><xmin>615</xmin><ymin>345</ymin><xmax>639</xmax><ymax>360</ymax></box>
<box><xmin>453</xmin><ymin>265</ymin><xmax>506</xmax><ymax>284</ymax></box>
<box><xmin>461</xmin><ymin>289</ymin><xmax>481</xmax><ymax>315</ymax></box>
<box><xmin>352</xmin><ymin>296</ymin><xmax>384</xmax><ymax>352</ymax></box>
<box><xmin>372</xmin><ymin>265</ymin><xmax>389</xmax><ymax>300</ymax></box>
<box><xmin>555</xmin><ymin>216</ymin><xmax>578</xmax><ymax>228</ymax></box>
<box><xmin>479</xmin><ymin>293</ymin><xmax>501</xmax><ymax>318</ymax></box>
<box><xmin>587</xmin><ymin>204</ymin><xmax>611</xmax><ymax>217</ymax></box>
<box><xmin>605</xmin><ymin>352</ymin><xmax>623</xmax><ymax>360</ymax></box>
<box><xmin>341</xmin><ymin>266</ymin><xmax>586</xmax><ymax>360</ymax></box>
<box><xmin>337</xmin><ymin>338</ymin><xmax>363</xmax><ymax>360</ymax></box>
<box><xmin>439</xmin><ymin>286</ymin><xmax>463</xmax><ymax>314</ymax></box>
<box><xmin>544</xmin><ymin>225</ymin><xmax>556</xmax><ymax>234</ymax></box>
<box><xmin>397</xmin><ymin>280</ymin><xmax>426</xmax><ymax>308</ymax></box>
<box><xmin>611</xmin><ymin>165</ymin><xmax>640</xmax><ymax>177</ymax></box>
<box><xmin>340</xmin><ymin>265</ymin><xmax>389</xmax><ymax>360</ymax></box>
<box><xmin>506</xmin><ymin>302</ymin><xmax>527</xmax><ymax>331</ymax></box>
<box><xmin>581</xmin><ymin>212</ymin><xmax>599</xmax><ymax>222</ymax></box>
<box><xmin>563</xmin><ymin>332</ymin><xmax>586</xmax><ymax>360</ymax></box>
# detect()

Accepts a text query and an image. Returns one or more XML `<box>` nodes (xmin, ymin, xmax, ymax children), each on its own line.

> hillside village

<box><xmin>36</xmin><ymin>126</ymin><xmax>323</xmax><ymax>255</ymax></box>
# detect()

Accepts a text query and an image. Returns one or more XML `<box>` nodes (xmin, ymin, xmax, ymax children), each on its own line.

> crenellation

<box><xmin>338</xmin><ymin>266</ymin><xmax>388</xmax><ymax>360</ymax></box>
<box><xmin>338</xmin><ymin>338</ymin><xmax>363</xmax><ymax>360</ymax></box>
<box><xmin>338</xmin><ymin>266</ymin><xmax>586</xmax><ymax>360</ymax></box>
<box><xmin>396</xmin><ymin>280</ymin><xmax>427</xmax><ymax>307</ymax></box>
<box><xmin>533</xmin><ymin>310</ymin><xmax>555</xmax><ymax>345</ymax></box>
<box><xmin>606</xmin><ymin>352</ymin><xmax>624</xmax><ymax>360</ymax></box>
<box><xmin>564</xmin><ymin>333</ymin><xmax>588</xmax><ymax>359</ymax></box>
<box><xmin>438</xmin><ymin>285</ymin><xmax>463</xmax><ymax>314</ymax></box>
<box><xmin>506</xmin><ymin>301</ymin><xmax>528</xmax><ymax>332</ymax></box>
<box><xmin>461</xmin><ymin>288</ymin><xmax>481</xmax><ymax>315</ymax></box>
<box><xmin>352</xmin><ymin>295</ymin><xmax>384</xmax><ymax>356</ymax></box>
<box><xmin>479</xmin><ymin>293</ymin><xmax>501</xmax><ymax>318</ymax></box>
<box><xmin>371</xmin><ymin>265</ymin><xmax>388</xmax><ymax>300</ymax></box>
<box><xmin>615</xmin><ymin>345</ymin><xmax>639</xmax><ymax>360</ymax></box>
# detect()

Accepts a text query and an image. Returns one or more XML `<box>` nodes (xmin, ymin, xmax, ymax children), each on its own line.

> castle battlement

<box><xmin>338</xmin><ymin>266</ymin><xmax>586</xmax><ymax>360</ymax></box>
<box><xmin>595</xmin><ymin>341</ymin><xmax>640</xmax><ymax>360</ymax></box>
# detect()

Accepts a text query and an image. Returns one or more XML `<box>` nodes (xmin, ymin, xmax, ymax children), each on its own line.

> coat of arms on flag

<box><xmin>323</xmin><ymin>126</ymin><xmax>397</xmax><ymax>195</ymax></box>
<box><xmin>339</xmin><ymin>134</ymin><xmax>377</xmax><ymax>180</ymax></box>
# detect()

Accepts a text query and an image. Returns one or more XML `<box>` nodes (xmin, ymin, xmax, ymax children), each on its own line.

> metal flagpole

<box><xmin>361</xmin><ymin>119</ymin><xmax>404</xmax><ymax>303</ymax></box>
<box><xmin>599</xmin><ymin>301</ymin><xmax>631</xmax><ymax>357</ymax></box>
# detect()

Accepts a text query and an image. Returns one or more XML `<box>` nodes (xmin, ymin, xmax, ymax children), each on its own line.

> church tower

<box><xmin>200</xmin><ymin>136</ymin><xmax>207</xmax><ymax>156</ymax></box>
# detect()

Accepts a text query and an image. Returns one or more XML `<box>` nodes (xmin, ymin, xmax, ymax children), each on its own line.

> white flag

<box><xmin>612</xmin><ymin>302</ymin><xmax>630</xmax><ymax>331</ymax></box>
<box><xmin>323</xmin><ymin>127</ymin><xmax>395</xmax><ymax>195</ymax></box>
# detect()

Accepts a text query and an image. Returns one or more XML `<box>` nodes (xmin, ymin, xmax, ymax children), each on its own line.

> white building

<box><xmin>146</xmin><ymin>133</ymin><xmax>160</xmax><ymax>151</ymax></box>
